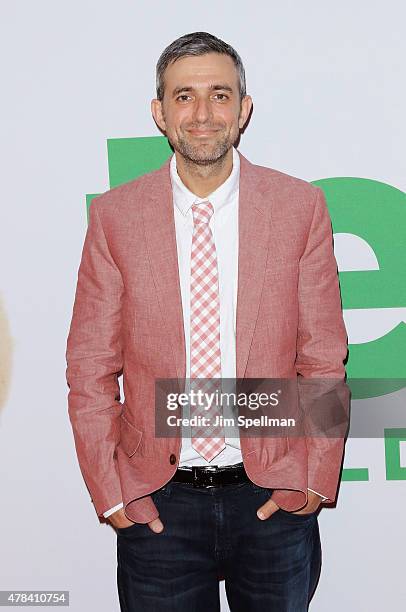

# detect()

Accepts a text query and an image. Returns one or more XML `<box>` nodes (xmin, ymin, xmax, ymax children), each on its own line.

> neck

<box><xmin>175</xmin><ymin>148</ymin><xmax>234</xmax><ymax>198</ymax></box>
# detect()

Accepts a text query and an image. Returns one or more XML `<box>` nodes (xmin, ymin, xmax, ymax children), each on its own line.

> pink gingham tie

<box><xmin>190</xmin><ymin>201</ymin><xmax>226</xmax><ymax>462</ymax></box>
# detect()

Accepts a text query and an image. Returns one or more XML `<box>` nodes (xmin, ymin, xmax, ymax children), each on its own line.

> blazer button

<box><xmin>169</xmin><ymin>454</ymin><xmax>177</xmax><ymax>465</ymax></box>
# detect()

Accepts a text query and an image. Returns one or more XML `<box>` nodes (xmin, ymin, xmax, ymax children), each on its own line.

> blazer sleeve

<box><xmin>65</xmin><ymin>198</ymin><xmax>124</xmax><ymax>517</ymax></box>
<box><xmin>295</xmin><ymin>186</ymin><xmax>350</xmax><ymax>502</ymax></box>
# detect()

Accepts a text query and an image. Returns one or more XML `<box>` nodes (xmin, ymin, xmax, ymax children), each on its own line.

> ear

<box><xmin>151</xmin><ymin>98</ymin><xmax>167</xmax><ymax>132</ymax></box>
<box><xmin>238</xmin><ymin>95</ymin><xmax>253</xmax><ymax>130</ymax></box>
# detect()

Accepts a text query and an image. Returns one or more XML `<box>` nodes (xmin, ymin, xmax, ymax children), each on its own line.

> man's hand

<box><xmin>257</xmin><ymin>490</ymin><xmax>323</xmax><ymax>520</ymax></box>
<box><xmin>107</xmin><ymin>507</ymin><xmax>164</xmax><ymax>533</ymax></box>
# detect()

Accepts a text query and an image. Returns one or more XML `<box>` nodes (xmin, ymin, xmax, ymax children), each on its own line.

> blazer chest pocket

<box><xmin>119</xmin><ymin>413</ymin><xmax>143</xmax><ymax>457</ymax></box>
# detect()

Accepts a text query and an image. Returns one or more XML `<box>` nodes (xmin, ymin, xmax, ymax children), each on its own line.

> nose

<box><xmin>193</xmin><ymin>97</ymin><xmax>212</xmax><ymax>124</ymax></box>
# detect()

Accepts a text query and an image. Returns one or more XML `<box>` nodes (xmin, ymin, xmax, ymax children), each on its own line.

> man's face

<box><xmin>151</xmin><ymin>52</ymin><xmax>252</xmax><ymax>165</ymax></box>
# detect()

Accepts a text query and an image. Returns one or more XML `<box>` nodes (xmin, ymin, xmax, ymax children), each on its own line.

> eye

<box><xmin>213</xmin><ymin>93</ymin><xmax>229</xmax><ymax>101</ymax></box>
<box><xmin>176</xmin><ymin>94</ymin><xmax>192</xmax><ymax>102</ymax></box>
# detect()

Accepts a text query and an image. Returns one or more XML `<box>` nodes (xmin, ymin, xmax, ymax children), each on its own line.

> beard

<box><xmin>171</xmin><ymin>126</ymin><xmax>236</xmax><ymax>167</ymax></box>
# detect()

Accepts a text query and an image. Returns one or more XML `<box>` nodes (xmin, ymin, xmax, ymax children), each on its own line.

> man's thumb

<box><xmin>148</xmin><ymin>517</ymin><xmax>164</xmax><ymax>533</ymax></box>
<box><xmin>257</xmin><ymin>499</ymin><xmax>280</xmax><ymax>520</ymax></box>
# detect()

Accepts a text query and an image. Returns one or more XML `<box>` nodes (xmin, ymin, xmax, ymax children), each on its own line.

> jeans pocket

<box><xmin>277</xmin><ymin>507</ymin><xmax>319</xmax><ymax>520</ymax></box>
<box><xmin>116</xmin><ymin>521</ymin><xmax>143</xmax><ymax>535</ymax></box>
<box><xmin>249</xmin><ymin>481</ymin><xmax>273</xmax><ymax>497</ymax></box>
<box><xmin>152</xmin><ymin>481</ymin><xmax>173</xmax><ymax>499</ymax></box>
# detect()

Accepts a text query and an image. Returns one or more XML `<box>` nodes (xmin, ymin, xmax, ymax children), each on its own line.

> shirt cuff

<box><xmin>103</xmin><ymin>502</ymin><xmax>124</xmax><ymax>518</ymax></box>
<box><xmin>307</xmin><ymin>488</ymin><xmax>329</xmax><ymax>502</ymax></box>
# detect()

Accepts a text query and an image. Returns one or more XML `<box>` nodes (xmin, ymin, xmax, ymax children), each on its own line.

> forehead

<box><xmin>164</xmin><ymin>53</ymin><xmax>239</xmax><ymax>91</ymax></box>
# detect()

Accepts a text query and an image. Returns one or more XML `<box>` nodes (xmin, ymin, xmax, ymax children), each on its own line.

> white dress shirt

<box><xmin>173</xmin><ymin>146</ymin><xmax>243</xmax><ymax>468</ymax></box>
<box><xmin>103</xmin><ymin>147</ymin><xmax>326</xmax><ymax>518</ymax></box>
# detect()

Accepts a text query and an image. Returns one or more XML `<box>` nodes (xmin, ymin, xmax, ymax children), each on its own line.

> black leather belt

<box><xmin>172</xmin><ymin>462</ymin><xmax>249</xmax><ymax>488</ymax></box>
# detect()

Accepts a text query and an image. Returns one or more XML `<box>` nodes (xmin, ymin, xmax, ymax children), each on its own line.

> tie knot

<box><xmin>192</xmin><ymin>201</ymin><xmax>214</xmax><ymax>226</ymax></box>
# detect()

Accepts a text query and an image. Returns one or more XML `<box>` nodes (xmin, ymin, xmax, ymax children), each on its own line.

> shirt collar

<box><xmin>170</xmin><ymin>146</ymin><xmax>240</xmax><ymax>217</ymax></box>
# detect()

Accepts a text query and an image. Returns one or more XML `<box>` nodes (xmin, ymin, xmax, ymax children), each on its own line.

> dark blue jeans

<box><xmin>116</xmin><ymin>480</ymin><xmax>321</xmax><ymax>611</ymax></box>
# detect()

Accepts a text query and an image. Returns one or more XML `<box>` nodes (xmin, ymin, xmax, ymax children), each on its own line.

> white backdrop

<box><xmin>1</xmin><ymin>1</ymin><xmax>405</xmax><ymax>610</ymax></box>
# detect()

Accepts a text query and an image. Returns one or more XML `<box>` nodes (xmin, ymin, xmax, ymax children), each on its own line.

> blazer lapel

<box><xmin>236</xmin><ymin>152</ymin><xmax>272</xmax><ymax>378</ymax></box>
<box><xmin>142</xmin><ymin>161</ymin><xmax>186</xmax><ymax>383</ymax></box>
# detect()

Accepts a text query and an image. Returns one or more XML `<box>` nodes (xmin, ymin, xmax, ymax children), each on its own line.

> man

<box><xmin>66</xmin><ymin>31</ymin><xmax>349</xmax><ymax>611</ymax></box>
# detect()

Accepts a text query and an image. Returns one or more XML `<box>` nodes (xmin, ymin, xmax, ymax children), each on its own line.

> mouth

<box><xmin>187</xmin><ymin>129</ymin><xmax>220</xmax><ymax>137</ymax></box>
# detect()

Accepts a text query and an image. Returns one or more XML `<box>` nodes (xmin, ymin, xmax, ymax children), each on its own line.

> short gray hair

<box><xmin>156</xmin><ymin>31</ymin><xmax>246</xmax><ymax>101</ymax></box>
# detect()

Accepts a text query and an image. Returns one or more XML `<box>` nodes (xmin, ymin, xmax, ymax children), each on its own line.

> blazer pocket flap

<box><xmin>119</xmin><ymin>414</ymin><xmax>143</xmax><ymax>457</ymax></box>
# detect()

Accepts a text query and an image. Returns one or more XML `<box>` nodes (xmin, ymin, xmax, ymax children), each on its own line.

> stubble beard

<box><xmin>172</xmin><ymin>129</ymin><xmax>236</xmax><ymax>168</ymax></box>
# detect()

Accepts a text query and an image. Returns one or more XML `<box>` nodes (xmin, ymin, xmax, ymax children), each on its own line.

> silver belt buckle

<box><xmin>192</xmin><ymin>465</ymin><xmax>218</xmax><ymax>488</ymax></box>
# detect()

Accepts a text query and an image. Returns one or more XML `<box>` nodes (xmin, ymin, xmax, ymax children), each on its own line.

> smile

<box><xmin>187</xmin><ymin>129</ymin><xmax>219</xmax><ymax>136</ymax></box>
